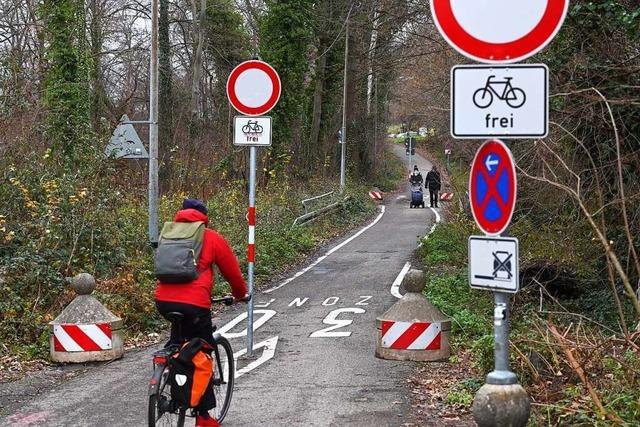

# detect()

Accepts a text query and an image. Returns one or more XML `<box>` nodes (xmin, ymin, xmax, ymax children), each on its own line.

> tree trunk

<box><xmin>190</xmin><ymin>0</ymin><xmax>207</xmax><ymax>118</ymax></box>
<box><xmin>308</xmin><ymin>51</ymin><xmax>326</xmax><ymax>171</ymax></box>
<box><xmin>159</xmin><ymin>0</ymin><xmax>173</xmax><ymax>182</ymax></box>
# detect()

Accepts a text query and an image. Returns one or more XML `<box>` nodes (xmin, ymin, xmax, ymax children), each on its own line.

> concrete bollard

<box><xmin>49</xmin><ymin>273</ymin><xmax>124</xmax><ymax>363</ymax></box>
<box><xmin>375</xmin><ymin>269</ymin><xmax>451</xmax><ymax>361</ymax></box>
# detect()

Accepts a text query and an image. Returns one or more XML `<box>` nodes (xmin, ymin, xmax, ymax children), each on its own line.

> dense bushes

<box><xmin>0</xmin><ymin>146</ymin><xmax>378</xmax><ymax>358</ymax></box>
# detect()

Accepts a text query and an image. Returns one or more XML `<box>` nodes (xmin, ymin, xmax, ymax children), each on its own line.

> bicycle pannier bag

<box><xmin>155</xmin><ymin>221</ymin><xmax>205</xmax><ymax>283</ymax></box>
<box><xmin>169</xmin><ymin>338</ymin><xmax>215</xmax><ymax>409</ymax></box>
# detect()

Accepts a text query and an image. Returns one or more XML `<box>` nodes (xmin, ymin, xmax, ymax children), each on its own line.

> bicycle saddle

<box><xmin>164</xmin><ymin>312</ymin><xmax>184</xmax><ymax>323</ymax></box>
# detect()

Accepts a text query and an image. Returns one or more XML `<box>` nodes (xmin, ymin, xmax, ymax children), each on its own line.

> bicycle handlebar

<box><xmin>211</xmin><ymin>294</ymin><xmax>252</xmax><ymax>306</ymax></box>
<box><xmin>212</xmin><ymin>296</ymin><xmax>235</xmax><ymax>306</ymax></box>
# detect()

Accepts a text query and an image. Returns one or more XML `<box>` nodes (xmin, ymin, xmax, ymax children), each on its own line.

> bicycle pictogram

<box><xmin>242</xmin><ymin>120</ymin><xmax>264</xmax><ymax>134</ymax></box>
<box><xmin>472</xmin><ymin>76</ymin><xmax>526</xmax><ymax>109</ymax></box>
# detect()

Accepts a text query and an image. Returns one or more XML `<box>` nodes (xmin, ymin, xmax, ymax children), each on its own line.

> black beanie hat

<box><xmin>182</xmin><ymin>199</ymin><xmax>208</xmax><ymax>215</ymax></box>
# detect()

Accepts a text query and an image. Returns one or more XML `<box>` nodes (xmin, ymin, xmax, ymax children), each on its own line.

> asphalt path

<box><xmin>1</xmin><ymin>144</ymin><xmax>437</xmax><ymax>427</ymax></box>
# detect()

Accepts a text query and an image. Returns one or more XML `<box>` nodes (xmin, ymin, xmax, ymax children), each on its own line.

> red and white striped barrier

<box><xmin>248</xmin><ymin>207</ymin><xmax>256</xmax><ymax>263</ymax></box>
<box><xmin>380</xmin><ymin>320</ymin><xmax>441</xmax><ymax>350</ymax></box>
<box><xmin>53</xmin><ymin>323</ymin><xmax>113</xmax><ymax>352</ymax></box>
<box><xmin>369</xmin><ymin>191</ymin><xmax>383</xmax><ymax>201</ymax></box>
<box><xmin>440</xmin><ymin>192</ymin><xmax>454</xmax><ymax>201</ymax></box>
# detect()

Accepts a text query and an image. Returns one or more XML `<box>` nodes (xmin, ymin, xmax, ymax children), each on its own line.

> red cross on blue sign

<box><xmin>469</xmin><ymin>139</ymin><xmax>517</xmax><ymax>235</ymax></box>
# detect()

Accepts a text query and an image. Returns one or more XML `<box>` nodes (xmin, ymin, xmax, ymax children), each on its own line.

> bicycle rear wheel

<box><xmin>148</xmin><ymin>365</ymin><xmax>186</xmax><ymax>427</ymax></box>
<box><xmin>212</xmin><ymin>336</ymin><xmax>235</xmax><ymax>422</ymax></box>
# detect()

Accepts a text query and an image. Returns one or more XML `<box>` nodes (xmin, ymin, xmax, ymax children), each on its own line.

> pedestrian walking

<box><xmin>425</xmin><ymin>165</ymin><xmax>442</xmax><ymax>208</ymax></box>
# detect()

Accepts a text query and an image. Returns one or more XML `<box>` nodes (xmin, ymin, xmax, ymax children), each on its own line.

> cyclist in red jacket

<box><xmin>155</xmin><ymin>199</ymin><xmax>249</xmax><ymax>427</ymax></box>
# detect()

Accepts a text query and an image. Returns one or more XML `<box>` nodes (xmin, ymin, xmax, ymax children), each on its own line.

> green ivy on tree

<box><xmin>41</xmin><ymin>0</ymin><xmax>93</xmax><ymax>167</ymax></box>
<box><xmin>259</xmin><ymin>0</ymin><xmax>314</xmax><ymax>170</ymax></box>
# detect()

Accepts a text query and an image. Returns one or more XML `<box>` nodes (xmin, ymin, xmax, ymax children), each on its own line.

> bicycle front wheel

<box><xmin>148</xmin><ymin>365</ymin><xmax>186</xmax><ymax>427</ymax></box>
<box><xmin>212</xmin><ymin>336</ymin><xmax>235</xmax><ymax>422</ymax></box>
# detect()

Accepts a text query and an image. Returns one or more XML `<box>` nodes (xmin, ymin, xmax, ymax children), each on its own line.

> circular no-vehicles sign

<box><xmin>227</xmin><ymin>60</ymin><xmax>281</xmax><ymax>116</ymax></box>
<box><xmin>431</xmin><ymin>0</ymin><xmax>569</xmax><ymax>63</ymax></box>
<box><xmin>469</xmin><ymin>139</ymin><xmax>517</xmax><ymax>235</ymax></box>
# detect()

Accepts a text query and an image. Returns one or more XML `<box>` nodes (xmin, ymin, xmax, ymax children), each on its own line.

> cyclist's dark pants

<box><xmin>156</xmin><ymin>301</ymin><xmax>215</xmax><ymax>346</ymax></box>
<box><xmin>155</xmin><ymin>301</ymin><xmax>216</xmax><ymax>413</ymax></box>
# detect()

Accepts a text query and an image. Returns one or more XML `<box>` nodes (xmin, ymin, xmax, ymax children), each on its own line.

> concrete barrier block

<box><xmin>375</xmin><ymin>269</ymin><xmax>451</xmax><ymax>362</ymax></box>
<box><xmin>49</xmin><ymin>274</ymin><xmax>124</xmax><ymax>363</ymax></box>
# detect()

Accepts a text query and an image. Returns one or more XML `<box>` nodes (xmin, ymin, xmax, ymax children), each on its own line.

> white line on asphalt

<box><xmin>417</xmin><ymin>207</ymin><xmax>442</xmax><ymax>248</ymax></box>
<box><xmin>264</xmin><ymin>206</ymin><xmax>387</xmax><ymax>294</ymax></box>
<box><xmin>394</xmin><ymin>207</ymin><xmax>443</xmax><ymax>298</ymax></box>
<box><xmin>391</xmin><ymin>262</ymin><xmax>411</xmax><ymax>299</ymax></box>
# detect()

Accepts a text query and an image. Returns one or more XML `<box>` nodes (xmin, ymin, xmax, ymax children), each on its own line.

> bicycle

<box><xmin>148</xmin><ymin>296</ymin><xmax>236</xmax><ymax>427</ymax></box>
<box><xmin>472</xmin><ymin>75</ymin><xmax>526</xmax><ymax>109</ymax></box>
<box><xmin>241</xmin><ymin>120</ymin><xmax>264</xmax><ymax>134</ymax></box>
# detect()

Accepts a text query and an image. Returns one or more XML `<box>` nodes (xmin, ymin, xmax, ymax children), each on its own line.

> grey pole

<box><xmin>339</xmin><ymin>14</ymin><xmax>349</xmax><ymax>193</ymax></box>
<box><xmin>408</xmin><ymin>136</ymin><xmax>413</xmax><ymax>175</ymax></box>
<box><xmin>486</xmin><ymin>291</ymin><xmax>517</xmax><ymax>384</ymax></box>
<box><xmin>247</xmin><ymin>146</ymin><xmax>257</xmax><ymax>356</ymax></box>
<box><xmin>472</xmin><ymin>141</ymin><xmax>529</xmax><ymax>427</ymax></box>
<box><xmin>148</xmin><ymin>0</ymin><xmax>159</xmax><ymax>244</ymax></box>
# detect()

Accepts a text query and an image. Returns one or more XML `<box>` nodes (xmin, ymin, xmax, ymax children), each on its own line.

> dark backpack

<box><xmin>169</xmin><ymin>338</ymin><xmax>215</xmax><ymax>409</ymax></box>
<box><xmin>155</xmin><ymin>221</ymin><xmax>205</xmax><ymax>283</ymax></box>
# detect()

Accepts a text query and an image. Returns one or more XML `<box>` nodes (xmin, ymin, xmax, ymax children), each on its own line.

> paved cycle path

<box><xmin>1</xmin><ymin>144</ymin><xmax>438</xmax><ymax>427</ymax></box>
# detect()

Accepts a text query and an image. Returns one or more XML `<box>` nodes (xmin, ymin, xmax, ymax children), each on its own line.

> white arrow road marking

<box><xmin>485</xmin><ymin>155</ymin><xmax>499</xmax><ymax>171</ymax></box>
<box><xmin>232</xmin><ymin>336</ymin><xmax>279</xmax><ymax>379</ymax></box>
<box><xmin>391</xmin><ymin>262</ymin><xmax>412</xmax><ymax>299</ymax></box>
<box><xmin>217</xmin><ymin>309</ymin><xmax>276</xmax><ymax>339</ymax></box>
<box><xmin>264</xmin><ymin>206</ymin><xmax>386</xmax><ymax>294</ymax></box>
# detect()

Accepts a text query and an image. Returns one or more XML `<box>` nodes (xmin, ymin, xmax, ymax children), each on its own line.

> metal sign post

<box><xmin>431</xmin><ymin>1</ymin><xmax>569</xmax><ymax>424</ymax></box>
<box><xmin>408</xmin><ymin>137</ymin><xmax>412</xmax><ymax>173</ymax></box>
<box><xmin>467</xmin><ymin>141</ymin><xmax>529</xmax><ymax>426</ymax></box>
<box><xmin>247</xmin><ymin>146</ymin><xmax>257</xmax><ymax>356</ymax></box>
<box><xmin>148</xmin><ymin>0</ymin><xmax>159</xmax><ymax>245</ymax></box>
<box><xmin>227</xmin><ymin>60</ymin><xmax>280</xmax><ymax>357</ymax></box>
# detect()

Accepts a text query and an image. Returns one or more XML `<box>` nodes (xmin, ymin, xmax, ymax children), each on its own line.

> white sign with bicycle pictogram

<box><xmin>451</xmin><ymin>64</ymin><xmax>548</xmax><ymax>139</ymax></box>
<box><xmin>233</xmin><ymin>116</ymin><xmax>272</xmax><ymax>146</ymax></box>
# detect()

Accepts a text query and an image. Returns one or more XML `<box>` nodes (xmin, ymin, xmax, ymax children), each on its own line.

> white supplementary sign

<box><xmin>233</xmin><ymin>116</ymin><xmax>272</xmax><ymax>146</ymax></box>
<box><xmin>469</xmin><ymin>236</ymin><xmax>519</xmax><ymax>293</ymax></box>
<box><xmin>451</xmin><ymin>65</ymin><xmax>548</xmax><ymax>139</ymax></box>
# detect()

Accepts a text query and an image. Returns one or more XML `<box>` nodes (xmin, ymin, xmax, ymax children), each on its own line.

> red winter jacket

<box><xmin>155</xmin><ymin>209</ymin><xmax>248</xmax><ymax>309</ymax></box>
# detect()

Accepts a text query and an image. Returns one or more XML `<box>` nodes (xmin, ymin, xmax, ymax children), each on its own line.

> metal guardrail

<box><xmin>293</xmin><ymin>193</ymin><xmax>350</xmax><ymax>227</ymax></box>
<box><xmin>301</xmin><ymin>191</ymin><xmax>334</xmax><ymax>214</ymax></box>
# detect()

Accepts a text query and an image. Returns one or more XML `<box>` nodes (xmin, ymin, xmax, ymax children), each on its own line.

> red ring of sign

<box><xmin>226</xmin><ymin>60</ymin><xmax>281</xmax><ymax>116</ymax></box>
<box><xmin>469</xmin><ymin>139</ymin><xmax>517</xmax><ymax>235</ymax></box>
<box><xmin>431</xmin><ymin>0</ymin><xmax>569</xmax><ymax>63</ymax></box>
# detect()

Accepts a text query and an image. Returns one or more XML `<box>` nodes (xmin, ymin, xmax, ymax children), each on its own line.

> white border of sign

<box><xmin>233</xmin><ymin>116</ymin><xmax>272</xmax><ymax>147</ymax></box>
<box><xmin>469</xmin><ymin>236</ymin><xmax>520</xmax><ymax>293</ymax></box>
<box><xmin>451</xmin><ymin>64</ymin><xmax>549</xmax><ymax>139</ymax></box>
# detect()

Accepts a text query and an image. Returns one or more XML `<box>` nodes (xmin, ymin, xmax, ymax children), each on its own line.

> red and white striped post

<box><xmin>247</xmin><ymin>146</ymin><xmax>257</xmax><ymax>355</ymax></box>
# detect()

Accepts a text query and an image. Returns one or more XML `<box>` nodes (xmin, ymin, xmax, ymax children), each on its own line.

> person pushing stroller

<box><xmin>409</xmin><ymin>166</ymin><xmax>425</xmax><ymax>208</ymax></box>
<box><xmin>409</xmin><ymin>165</ymin><xmax>423</xmax><ymax>186</ymax></box>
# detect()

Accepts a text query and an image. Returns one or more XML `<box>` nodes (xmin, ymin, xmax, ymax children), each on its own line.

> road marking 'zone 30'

<box><xmin>216</xmin><ymin>296</ymin><xmax>371</xmax><ymax>378</ymax></box>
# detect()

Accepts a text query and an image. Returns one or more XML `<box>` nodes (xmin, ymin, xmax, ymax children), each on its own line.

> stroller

<box><xmin>410</xmin><ymin>183</ymin><xmax>425</xmax><ymax>208</ymax></box>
